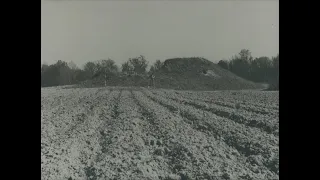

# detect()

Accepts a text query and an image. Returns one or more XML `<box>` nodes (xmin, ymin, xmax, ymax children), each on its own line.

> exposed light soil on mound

<box><xmin>41</xmin><ymin>87</ymin><xmax>279</xmax><ymax>180</ymax></box>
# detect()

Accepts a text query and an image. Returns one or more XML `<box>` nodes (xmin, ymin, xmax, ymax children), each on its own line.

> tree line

<box><xmin>41</xmin><ymin>50</ymin><xmax>278</xmax><ymax>89</ymax></box>
<box><xmin>41</xmin><ymin>55</ymin><xmax>163</xmax><ymax>87</ymax></box>
<box><xmin>218</xmin><ymin>49</ymin><xmax>279</xmax><ymax>90</ymax></box>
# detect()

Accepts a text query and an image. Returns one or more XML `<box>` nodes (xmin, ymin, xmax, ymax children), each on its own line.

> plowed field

<box><xmin>41</xmin><ymin>87</ymin><xmax>279</xmax><ymax>180</ymax></box>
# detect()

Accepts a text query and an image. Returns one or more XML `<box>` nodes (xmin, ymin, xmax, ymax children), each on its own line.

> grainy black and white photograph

<box><xmin>41</xmin><ymin>0</ymin><xmax>279</xmax><ymax>179</ymax></box>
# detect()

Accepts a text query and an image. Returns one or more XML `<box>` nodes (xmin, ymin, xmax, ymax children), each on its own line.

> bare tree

<box><xmin>84</xmin><ymin>62</ymin><xmax>98</xmax><ymax>79</ymax></box>
<box><xmin>68</xmin><ymin>61</ymin><xmax>78</xmax><ymax>70</ymax></box>
<box><xmin>96</xmin><ymin>59</ymin><xmax>119</xmax><ymax>86</ymax></box>
<box><xmin>121</xmin><ymin>61</ymin><xmax>133</xmax><ymax>75</ymax></box>
<box><xmin>129</xmin><ymin>55</ymin><xmax>148</xmax><ymax>75</ymax></box>
<box><xmin>154</xmin><ymin>60</ymin><xmax>163</xmax><ymax>71</ymax></box>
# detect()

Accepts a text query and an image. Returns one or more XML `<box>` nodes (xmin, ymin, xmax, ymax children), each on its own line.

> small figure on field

<box><xmin>149</xmin><ymin>73</ymin><xmax>155</xmax><ymax>88</ymax></box>
<box><xmin>234</xmin><ymin>102</ymin><xmax>241</xmax><ymax>115</ymax></box>
<box><xmin>203</xmin><ymin>103</ymin><xmax>209</xmax><ymax>119</ymax></box>
<box><xmin>175</xmin><ymin>108</ymin><xmax>181</xmax><ymax>116</ymax></box>
<box><xmin>235</xmin><ymin>102</ymin><xmax>241</xmax><ymax>110</ymax></box>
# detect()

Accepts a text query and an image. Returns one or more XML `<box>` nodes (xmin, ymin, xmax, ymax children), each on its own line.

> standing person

<box><xmin>152</xmin><ymin>74</ymin><xmax>155</xmax><ymax>88</ymax></box>
<box><xmin>149</xmin><ymin>73</ymin><xmax>155</xmax><ymax>88</ymax></box>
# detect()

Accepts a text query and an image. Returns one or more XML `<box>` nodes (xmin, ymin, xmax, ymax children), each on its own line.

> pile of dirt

<box><xmin>153</xmin><ymin>57</ymin><xmax>264</xmax><ymax>90</ymax></box>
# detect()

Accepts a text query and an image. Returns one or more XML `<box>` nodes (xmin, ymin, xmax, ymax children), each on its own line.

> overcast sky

<box><xmin>41</xmin><ymin>0</ymin><xmax>279</xmax><ymax>67</ymax></box>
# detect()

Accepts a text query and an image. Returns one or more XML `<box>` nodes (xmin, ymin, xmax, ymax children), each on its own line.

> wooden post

<box><xmin>152</xmin><ymin>74</ymin><xmax>155</xmax><ymax>89</ymax></box>
<box><xmin>104</xmin><ymin>70</ymin><xmax>107</xmax><ymax>87</ymax></box>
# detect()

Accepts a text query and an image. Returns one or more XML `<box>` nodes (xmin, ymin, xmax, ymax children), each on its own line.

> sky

<box><xmin>41</xmin><ymin>0</ymin><xmax>279</xmax><ymax>68</ymax></box>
